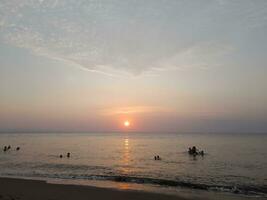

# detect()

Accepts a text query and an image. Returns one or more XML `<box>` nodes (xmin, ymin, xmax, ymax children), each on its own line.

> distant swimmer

<box><xmin>3</xmin><ymin>146</ymin><xmax>7</xmax><ymax>152</ymax></box>
<box><xmin>7</xmin><ymin>145</ymin><xmax>11</xmax><ymax>150</ymax></box>
<box><xmin>192</xmin><ymin>146</ymin><xmax>197</xmax><ymax>154</ymax></box>
<box><xmin>188</xmin><ymin>146</ymin><xmax>197</xmax><ymax>155</ymax></box>
<box><xmin>59</xmin><ymin>154</ymin><xmax>63</xmax><ymax>158</ymax></box>
<box><xmin>188</xmin><ymin>147</ymin><xmax>193</xmax><ymax>154</ymax></box>
<box><xmin>16</xmin><ymin>147</ymin><xmax>20</xmax><ymax>151</ymax></box>
<box><xmin>67</xmin><ymin>152</ymin><xmax>70</xmax><ymax>158</ymax></box>
<box><xmin>154</xmin><ymin>155</ymin><xmax>161</xmax><ymax>160</ymax></box>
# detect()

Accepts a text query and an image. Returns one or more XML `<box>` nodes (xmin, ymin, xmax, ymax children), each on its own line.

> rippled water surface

<box><xmin>0</xmin><ymin>133</ymin><xmax>266</xmax><ymax>197</ymax></box>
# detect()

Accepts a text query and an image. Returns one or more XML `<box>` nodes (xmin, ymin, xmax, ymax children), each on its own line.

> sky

<box><xmin>0</xmin><ymin>0</ymin><xmax>267</xmax><ymax>133</ymax></box>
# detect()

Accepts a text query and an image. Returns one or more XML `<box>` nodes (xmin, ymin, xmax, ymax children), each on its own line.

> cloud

<box><xmin>0</xmin><ymin>0</ymin><xmax>266</xmax><ymax>76</ymax></box>
<box><xmin>155</xmin><ymin>42</ymin><xmax>234</xmax><ymax>71</ymax></box>
<box><xmin>101</xmin><ymin>106</ymin><xmax>172</xmax><ymax>116</ymax></box>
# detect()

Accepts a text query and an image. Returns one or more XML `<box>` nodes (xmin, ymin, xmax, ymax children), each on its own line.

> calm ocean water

<box><xmin>0</xmin><ymin>133</ymin><xmax>266</xmax><ymax>198</ymax></box>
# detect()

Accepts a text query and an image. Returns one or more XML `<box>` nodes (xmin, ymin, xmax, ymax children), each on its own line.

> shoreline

<box><xmin>0</xmin><ymin>177</ymin><xmax>266</xmax><ymax>200</ymax></box>
<box><xmin>0</xmin><ymin>177</ymin><xmax>187</xmax><ymax>200</ymax></box>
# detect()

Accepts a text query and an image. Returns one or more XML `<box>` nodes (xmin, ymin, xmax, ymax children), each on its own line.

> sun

<box><xmin>124</xmin><ymin>120</ymin><xmax>130</xmax><ymax>127</ymax></box>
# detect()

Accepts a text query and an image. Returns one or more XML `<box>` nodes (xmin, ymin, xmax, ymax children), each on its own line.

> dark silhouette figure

<box><xmin>154</xmin><ymin>155</ymin><xmax>161</xmax><ymax>160</ymax></box>
<box><xmin>192</xmin><ymin>146</ymin><xmax>197</xmax><ymax>154</ymax></box>
<box><xmin>67</xmin><ymin>152</ymin><xmax>70</xmax><ymax>158</ymax></box>
<box><xmin>7</xmin><ymin>145</ymin><xmax>11</xmax><ymax>150</ymax></box>
<box><xmin>59</xmin><ymin>155</ymin><xmax>63</xmax><ymax>158</ymax></box>
<box><xmin>188</xmin><ymin>147</ymin><xmax>192</xmax><ymax>154</ymax></box>
<box><xmin>188</xmin><ymin>146</ymin><xmax>205</xmax><ymax>157</ymax></box>
<box><xmin>156</xmin><ymin>155</ymin><xmax>161</xmax><ymax>160</ymax></box>
<box><xmin>16</xmin><ymin>147</ymin><xmax>20</xmax><ymax>151</ymax></box>
<box><xmin>3</xmin><ymin>146</ymin><xmax>7</xmax><ymax>152</ymax></box>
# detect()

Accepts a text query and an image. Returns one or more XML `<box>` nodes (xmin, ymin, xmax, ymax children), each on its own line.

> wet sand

<box><xmin>0</xmin><ymin>177</ymin><xmax>187</xmax><ymax>200</ymax></box>
<box><xmin>1</xmin><ymin>177</ymin><xmax>266</xmax><ymax>200</ymax></box>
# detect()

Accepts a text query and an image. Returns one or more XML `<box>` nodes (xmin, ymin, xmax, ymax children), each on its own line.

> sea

<box><xmin>0</xmin><ymin>132</ymin><xmax>266</xmax><ymax>199</ymax></box>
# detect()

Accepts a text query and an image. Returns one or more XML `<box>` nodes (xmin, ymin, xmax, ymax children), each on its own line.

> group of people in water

<box><xmin>3</xmin><ymin>145</ymin><xmax>20</xmax><ymax>152</ymax></box>
<box><xmin>59</xmin><ymin>152</ymin><xmax>71</xmax><ymax>158</ymax></box>
<box><xmin>188</xmin><ymin>146</ymin><xmax>204</xmax><ymax>156</ymax></box>
<box><xmin>2</xmin><ymin>145</ymin><xmax>71</xmax><ymax>158</ymax></box>
<box><xmin>3</xmin><ymin>145</ymin><xmax>204</xmax><ymax>160</ymax></box>
<box><xmin>154</xmin><ymin>146</ymin><xmax>205</xmax><ymax>161</ymax></box>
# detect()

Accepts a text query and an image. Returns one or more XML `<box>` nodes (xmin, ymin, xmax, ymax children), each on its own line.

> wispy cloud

<box><xmin>156</xmin><ymin>42</ymin><xmax>234</xmax><ymax>71</ymax></box>
<box><xmin>0</xmin><ymin>0</ymin><xmax>266</xmax><ymax>76</ymax></box>
<box><xmin>101</xmin><ymin>106</ymin><xmax>172</xmax><ymax>116</ymax></box>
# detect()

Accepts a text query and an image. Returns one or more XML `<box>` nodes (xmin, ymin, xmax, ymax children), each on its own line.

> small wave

<box><xmin>33</xmin><ymin>163</ymin><xmax>111</xmax><ymax>171</ymax></box>
<box><xmin>98</xmin><ymin>175</ymin><xmax>267</xmax><ymax>196</ymax></box>
<box><xmin>1</xmin><ymin>172</ymin><xmax>267</xmax><ymax>197</ymax></box>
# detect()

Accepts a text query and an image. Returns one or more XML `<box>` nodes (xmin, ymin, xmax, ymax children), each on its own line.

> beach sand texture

<box><xmin>0</xmin><ymin>178</ymin><xmax>186</xmax><ymax>200</ymax></box>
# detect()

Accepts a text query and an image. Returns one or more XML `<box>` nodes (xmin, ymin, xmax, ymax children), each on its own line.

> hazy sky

<box><xmin>1</xmin><ymin>0</ymin><xmax>267</xmax><ymax>133</ymax></box>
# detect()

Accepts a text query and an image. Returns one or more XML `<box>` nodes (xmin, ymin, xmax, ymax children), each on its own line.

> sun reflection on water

<box><xmin>121</xmin><ymin>137</ymin><xmax>130</xmax><ymax>174</ymax></box>
<box><xmin>117</xmin><ymin>137</ymin><xmax>132</xmax><ymax>190</ymax></box>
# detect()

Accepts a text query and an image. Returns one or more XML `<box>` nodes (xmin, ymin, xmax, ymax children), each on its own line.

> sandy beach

<box><xmin>2</xmin><ymin>177</ymin><xmax>265</xmax><ymax>200</ymax></box>
<box><xmin>0</xmin><ymin>177</ymin><xmax>188</xmax><ymax>200</ymax></box>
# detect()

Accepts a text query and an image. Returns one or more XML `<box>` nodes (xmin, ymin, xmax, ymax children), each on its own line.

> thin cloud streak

<box><xmin>101</xmin><ymin>106</ymin><xmax>173</xmax><ymax>116</ymax></box>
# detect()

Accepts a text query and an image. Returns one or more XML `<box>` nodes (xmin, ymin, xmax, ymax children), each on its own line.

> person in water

<box><xmin>67</xmin><ymin>152</ymin><xmax>70</xmax><ymax>158</ymax></box>
<box><xmin>154</xmin><ymin>155</ymin><xmax>161</xmax><ymax>160</ymax></box>
<box><xmin>188</xmin><ymin>146</ymin><xmax>197</xmax><ymax>155</ymax></box>
<box><xmin>188</xmin><ymin>147</ymin><xmax>192</xmax><ymax>154</ymax></box>
<box><xmin>188</xmin><ymin>146</ymin><xmax>205</xmax><ymax>156</ymax></box>
<box><xmin>192</xmin><ymin>146</ymin><xmax>197</xmax><ymax>154</ymax></box>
